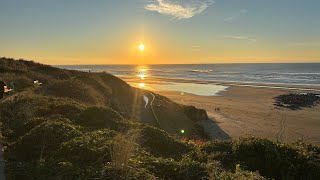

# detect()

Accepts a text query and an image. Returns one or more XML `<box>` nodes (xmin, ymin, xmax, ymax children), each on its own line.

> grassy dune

<box><xmin>0</xmin><ymin>58</ymin><xmax>319</xmax><ymax>179</ymax></box>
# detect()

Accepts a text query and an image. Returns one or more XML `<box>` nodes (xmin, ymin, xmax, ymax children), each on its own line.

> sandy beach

<box><xmin>127</xmin><ymin>78</ymin><xmax>320</xmax><ymax>144</ymax></box>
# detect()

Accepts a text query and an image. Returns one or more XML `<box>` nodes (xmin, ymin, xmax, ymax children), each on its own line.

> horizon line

<box><xmin>54</xmin><ymin>61</ymin><xmax>320</xmax><ymax>66</ymax></box>
<box><xmin>1</xmin><ymin>56</ymin><xmax>320</xmax><ymax>66</ymax></box>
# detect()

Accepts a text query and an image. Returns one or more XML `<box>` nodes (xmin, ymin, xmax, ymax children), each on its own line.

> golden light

<box><xmin>136</xmin><ymin>66</ymin><xmax>149</xmax><ymax>80</ymax></box>
<box><xmin>138</xmin><ymin>43</ymin><xmax>145</xmax><ymax>51</ymax></box>
<box><xmin>139</xmin><ymin>83</ymin><xmax>145</xmax><ymax>88</ymax></box>
<box><xmin>138</xmin><ymin>74</ymin><xmax>146</xmax><ymax>80</ymax></box>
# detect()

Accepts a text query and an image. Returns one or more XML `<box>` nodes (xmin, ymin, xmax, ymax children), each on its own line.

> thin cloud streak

<box><xmin>191</xmin><ymin>45</ymin><xmax>201</xmax><ymax>51</ymax></box>
<box><xmin>145</xmin><ymin>0</ymin><xmax>213</xmax><ymax>19</ymax></box>
<box><xmin>223</xmin><ymin>35</ymin><xmax>257</xmax><ymax>42</ymax></box>
<box><xmin>224</xmin><ymin>9</ymin><xmax>247</xmax><ymax>21</ymax></box>
<box><xmin>289</xmin><ymin>42</ymin><xmax>319</xmax><ymax>47</ymax></box>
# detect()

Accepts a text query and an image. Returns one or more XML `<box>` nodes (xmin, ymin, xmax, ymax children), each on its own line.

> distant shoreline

<box><xmin>121</xmin><ymin>76</ymin><xmax>320</xmax><ymax>94</ymax></box>
<box><xmin>56</xmin><ymin>63</ymin><xmax>320</xmax><ymax>88</ymax></box>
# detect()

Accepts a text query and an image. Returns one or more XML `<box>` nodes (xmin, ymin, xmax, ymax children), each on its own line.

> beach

<box><xmin>154</xmin><ymin>84</ymin><xmax>320</xmax><ymax>144</ymax></box>
<box><xmin>121</xmin><ymin>76</ymin><xmax>320</xmax><ymax>144</ymax></box>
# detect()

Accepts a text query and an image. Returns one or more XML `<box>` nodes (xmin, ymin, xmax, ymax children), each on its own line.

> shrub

<box><xmin>135</xmin><ymin>155</ymin><xmax>208</xmax><ymax>180</ymax></box>
<box><xmin>208</xmin><ymin>165</ymin><xmax>266</xmax><ymax>180</ymax></box>
<box><xmin>12</xmin><ymin>120</ymin><xmax>82</xmax><ymax>161</ymax></box>
<box><xmin>110</xmin><ymin>131</ymin><xmax>140</xmax><ymax>168</ymax></box>
<box><xmin>204</xmin><ymin>137</ymin><xmax>320</xmax><ymax>180</ymax></box>
<box><xmin>39</xmin><ymin>79</ymin><xmax>99</xmax><ymax>105</ymax></box>
<box><xmin>56</xmin><ymin>129</ymin><xmax>117</xmax><ymax>166</ymax></box>
<box><xmin>100</xmin><ymin>166</ymin><xmax>156</xmax><ymax>180</ymax></box>
<box><xmin>137</xmin><ymin>125</ymin><xmax>191</xmax><ymax>158</ymax></box>
<box><xmin>5</xmin><ymin>160</ymin><xmax>100</xmax><ymax>180</ymax></box>
<box><xmin>0</xmin><ymin>95</ymin><xmax>84</xmax><ymax>132</ymax></box>
<box><xmin>16</xmin><ymin>117</ymin><xmax>74</xmax><ymax>139</ymax></box>
<box><xmin>77</xmin><ymin>106</ymin><xmax>128</xmax><ymax>131</ymax></box>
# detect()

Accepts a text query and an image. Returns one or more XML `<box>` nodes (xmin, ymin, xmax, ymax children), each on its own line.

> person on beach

<box><xmin>0</xmin><ymin>81</ymin><xmax>6</xmax><ymax>99</ymax></box>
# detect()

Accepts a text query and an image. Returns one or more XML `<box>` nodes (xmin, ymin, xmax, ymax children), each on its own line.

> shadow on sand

<box><xmin>198</xmin><ymin>118</ymin><xmax>230</xmax><ymax>140</ymax></box>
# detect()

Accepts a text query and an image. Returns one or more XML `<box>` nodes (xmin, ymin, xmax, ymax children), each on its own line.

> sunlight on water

<box><xmin>151</xmin><ymin>82</ymin><xmax>228</xmax><ymax>96</ymax></box>
<box><xmin>132</xmin><ymin>65</ymin><xmax>228</xmax><ymax>95</ymax></box>
<box><xmin>136</xmin><ymin>65</ymin><xmax>149</xmax><ymax>87</ymax></box>
<box><xmin>136</xmin><ymin>65</ymin><xmax>149</xmax><ymax>80</ymax></box>
<box><xmin>132</xmin><ymin>82</ymin><xmax>228</xmax><ymax>96</ymax></box>
<box><xmin>139</xmin><ymin>83</ymin><xmax>146</xmax><ymax>88</ymax></box>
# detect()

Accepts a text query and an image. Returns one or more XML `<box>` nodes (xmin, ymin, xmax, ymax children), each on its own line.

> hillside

<box><xmin>0</xmin><ymin>58</ymin><xmax>320</xmax><ymax>179</ymax></box>
<box><xmin>0</xmin><ymin>57</ymin><xmax>208</xmax><ymax>136</ymax></box>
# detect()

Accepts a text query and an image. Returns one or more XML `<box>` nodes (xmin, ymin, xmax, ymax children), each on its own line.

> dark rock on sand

<box><xmin>183</xmin><ymin>106</ymin><xmax>208</xmax><ymax>121</ymax></box>
<box><xmin>274</xmin><ymin>93</ymin><xmax>320</xmax><ymax>110</ymax></box>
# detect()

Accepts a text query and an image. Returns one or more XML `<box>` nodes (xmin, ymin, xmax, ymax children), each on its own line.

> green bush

<box><xmin>0</xmin><ymin>95</ymin><xmax>84</xmax><ymax>132</ymax></box>
<box><xmin>17</xmin><ymin>117</ymin><xmax>74</xmax><ymax>139</ymax></box>
<box><xmin>12</xmin><ymin>120</ymin><xmax>82</xmax><ymax>161</ymax></box>
<box><xmin>135</xmin><ymin>154</ymin><xmax>208</xmax><ymax>180</ymax></box>
<box><xmin>137</xmin><ymin>125</ymin><xmax>191</xmax><ymax>158</ymax></box>
<box><xmin>100</xmin><ymin>166</ymin><xmax>155</xmax><ymax>180</ymax></box>
<box><xmin>5</xmin><ymin>160</ymin><xmax>100</xmax><ymax>180</ymax></box>
<box><xmin>203</xmin><ymin>137</ymin><xmax>320</xmax><ymax>180</ymax></box>
<box><xmin>208</xmin><ymin>165</ymin><xmax>266</xmax><ymax>180</ymax></box>
<box><xmin>77</xmin><ymin>106</ymin><xmax>128</xmax><ymax>131</ymax></box>
<box><xmin>202</xmin><ymin>140</ymin><xmax>232</xmax><ymax>153</ymax></box>
<box><xmin>56</xmin><ymin>129</ymin><xmax>117</xmax><ymax>166</ymax></box>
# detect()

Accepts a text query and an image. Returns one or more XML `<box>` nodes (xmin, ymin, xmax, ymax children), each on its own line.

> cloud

<box><xmin>224</xmin><ymin>9</ymin><xmax>247</xmax><ymax>21</ymax></box>
<box><xmin>191</xmin><ymin>45</ymin><xmax>201</xmax><ymax>51</ymax></box>
<box><xmin>145</xmin><ymin>0</ymin><xmax>213</xmax><ymax>19</ymax></box>
<box><xmin>289</xmin><ymin>42</ymin><xmax>319</xmax><ymax>47</ymax></box>
<box><xmin>223</xmin><ymin>35</ymin><xmax>257</xmax><ymax>42</ymax></box>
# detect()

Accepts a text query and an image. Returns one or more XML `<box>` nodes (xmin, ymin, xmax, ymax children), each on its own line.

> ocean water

<box><xmin>57</xmin><ymin>63</ymin><xmax>320</xmax><ymax>86</ymax></box>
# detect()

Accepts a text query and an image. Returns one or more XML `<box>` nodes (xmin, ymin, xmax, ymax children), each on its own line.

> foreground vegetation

<box><xmin>1</xmin><ymin>58</ymin><xmax>320</xmax><ymax>179</ymax></box>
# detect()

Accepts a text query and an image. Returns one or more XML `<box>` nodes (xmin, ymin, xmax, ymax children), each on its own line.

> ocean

<box><xmin>57</xmin><ymin>63</ymin><xmax>320</xmax><ymax>86</ymax></box>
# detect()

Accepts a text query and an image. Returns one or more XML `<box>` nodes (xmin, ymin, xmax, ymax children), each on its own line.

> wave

<box><xmin>56</xmin><ymin>64</ymin><xmax>320</xmax><ymax>86</ymax></box>
<box><xmin>190</xmin><ymin>69</ymin><xmax>213</xmax><ymax>73</ymax></box>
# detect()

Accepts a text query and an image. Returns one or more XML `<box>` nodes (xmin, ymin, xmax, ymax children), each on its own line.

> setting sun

<box><xmin>138</xmin><ymin>43</ymin><xmax>145</xmax><ymax>52</ymax></box>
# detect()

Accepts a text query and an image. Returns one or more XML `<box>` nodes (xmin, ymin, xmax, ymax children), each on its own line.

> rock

<box><xmin>183</xmin><ymin>106</ymin><xmax>208</xmax><ymax>121</ymax></box>
<box><xmin>274</xmin><ymin>93</ymin><xmax>320</xmax><ymax>110</ymax></box>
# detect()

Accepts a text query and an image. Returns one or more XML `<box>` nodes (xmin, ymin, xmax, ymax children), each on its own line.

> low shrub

<box><xmin>56</xmin><ymin>129</ymin><xmax>117</xmax><ymax>166</ymax></box>
<box><xmin>100</xmin><ymin>166</ymin><xmax>155</xmax><ymax>180</ymax></box>
<box><xmin>12</xmin><ymin>120</ymin><xmax>82</xmax><ymax>161</ymax></box>
<box><xmin>135</xmin><ymin>155</ymin><xmax>208</xmax><ymax>180</ymax></box>
<box><xmin>137</xmin><ymin>125</ymin><xmax>191</xmax><ymax>158</ymax></box>
<box><xmin>204</xmin><ymin>137</ymin><xmax>320</xmax><ymax>180</ymax></box>
<box><xmin>77</xmin><ymin>106</ymin><xmax>128</xmax><ymax>131</ymax></box>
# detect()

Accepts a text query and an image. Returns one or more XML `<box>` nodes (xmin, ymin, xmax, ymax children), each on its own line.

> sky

<box><xmin>0</xmin><ymin>0</ymin><xmax>320</xmax><ymax>65</ymax></box>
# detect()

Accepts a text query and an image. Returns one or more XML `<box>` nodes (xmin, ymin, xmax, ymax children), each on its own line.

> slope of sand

<box><xmin>155</xmin><ymin>86</ymin><xmax>320</xmax><ymax>144</ymax></box>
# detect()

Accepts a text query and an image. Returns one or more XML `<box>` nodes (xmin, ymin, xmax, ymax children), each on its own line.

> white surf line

<box><xmin>229</xmin><ymin>84</ymin><xmax>320</xmax><ymax>92</ymax></box>
<box><xmin>143</xmin><ymin>95</ymin><xmax>149</xmax><ymax>108</ymax></box>
<box><xmin>133</xmin><ymin>77</ymin><xmax>320</xmax><ymax>92</ymax></box>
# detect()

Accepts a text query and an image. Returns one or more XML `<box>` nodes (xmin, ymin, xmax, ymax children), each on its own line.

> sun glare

<box><xmin>138</xmin><ymin>43</ymin><xmax>145</xmax><ymax>51</ymax></box>
<box><xmin>139</xmin><ymin>83</ymin><xmax>145</xmax><ymax>88</ymax></box>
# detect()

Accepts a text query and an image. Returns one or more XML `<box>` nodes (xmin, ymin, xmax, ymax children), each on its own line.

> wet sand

<box><xmin>155</xmin><ymin>85</ymin><xmax>320</xmax><ymax>144</ymax></box>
